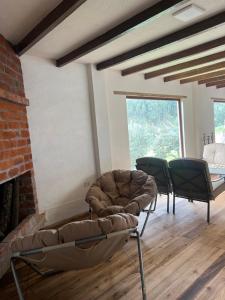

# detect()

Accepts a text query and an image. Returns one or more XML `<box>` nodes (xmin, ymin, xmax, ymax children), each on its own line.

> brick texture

<box><xmin>0</xmin><ymin>35</ymin><xmax>34</xmax><ymax>184</ymax></box>
<box><xmin>0</xmin><ymin>35</ymin><xmax>40</xmax><ymax>279</ymax></box>
<box><xmin>0</xmin><ymin>35</ymin><xmax>24</xmax><ymax>97</ymax></box>
<box><xmin>0</xmin><ymin>35</ymin><xmax>40</xmax><ymax>278</ymax></box>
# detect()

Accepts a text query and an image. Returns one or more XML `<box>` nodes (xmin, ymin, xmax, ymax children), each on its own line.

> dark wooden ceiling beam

<box><xmin>96</xmin><ymin>10</ymin><xmax>225</xmax><ymax>70</ymax></box>
<box><xmin>180</xmin><ymin>70</ymin><xmax>225</xmax><ymax>84</ymax></box>
<box><xmin>206</xmin><ymin>80</ymin><xmax>225</xmax><ymax>87</ymax></box>
<box><xmin>198</xmin><ymin>75</ymin><xmax>225</xmax><ymax>84</ymax></box>
<box><xmin>217</xmin><ymin>83</ymin><xmax>225</xmax><ymax>89</ymax></box>
<box><xmin>122</xmin><ymin>36</ymin><xmax>225</xmax><ymax>76</ymax></box>
<box><xmin>15</xmin><ymin>0</ymin><xmax>87</xmax><ymax>55</ymax></box>
<box><xmin>144</xmin><ymin>50</ymin><xmax>225</xmax><ymax>79</ymax></box>
<box><xmin>56</xmin><ymin>0</ymin><xmax>184</xmax><ymax>67</ymax></box>
<box><xmin>164</xmin><ymin>61</ymin><xmax>225</xmax><ymax>82</ymax></box>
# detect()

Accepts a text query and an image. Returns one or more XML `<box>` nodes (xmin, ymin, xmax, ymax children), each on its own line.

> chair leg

<box><xmin>135</xmin><ymin>230</ymin><xmax>147</xmax><ymax>300</ymax></box>
<box><xmin>11</xmin><ymin>258</ymin><xmax>24</xmax><ymax>300</ymax></box>
<box><xmin>167</xmin><ymin>193</ymin><xmax>170</xmax><ymax>213</ymax></box>
<box><xmin>20</xmin><ymin>258</ymin><xmax>59</xmax><ymax>277</ymax></box>
<box><xmin>173</xmin><ymin>193</ymin><xmax>175</xmax><ymax>215</ymax></box>
<box><xmin>207</xmin><ymin>201</ymin><xmax>210</xmax><ymax>224</ymax></box>
<box><xmin>140</xmin><ymin>201</ymin><xmax>153</xmax><ymax>237</ymax></box>
<box><xmin>153</xmin><ymin>194</ymin><xmax>157</xmax><ymax>211</ymax></box>
<box><xmin>143</xmin><ymin>194</ymin><xmax>157</xmax><ymax>213</ymax></box>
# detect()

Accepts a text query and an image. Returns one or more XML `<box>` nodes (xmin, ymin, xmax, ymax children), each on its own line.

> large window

<box><xmin>126</xmin><ymin>97</ymin><xmax>184</xmax><ymax>169</ymax></box>
<box><xmin>214</xmin><ymin>100</ymin><xmax>225</xmax><ymax>143</ymax></box>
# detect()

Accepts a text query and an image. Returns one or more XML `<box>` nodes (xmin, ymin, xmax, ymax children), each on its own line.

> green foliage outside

<box><xmin>126</xmin><ymin>99</ymin><xmax>181</xmax><ymax>169</ymax></box>
<box><xmin>214</xmin><ymin>102</ymin><xmax>225</xmax><ymax>143</ymax></box>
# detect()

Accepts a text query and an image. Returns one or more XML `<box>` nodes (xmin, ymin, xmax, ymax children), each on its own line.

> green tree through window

<box><xmin>126</xmin><ymin>98</ymin><xmax>182</xmax><ymax>169</ymax></box>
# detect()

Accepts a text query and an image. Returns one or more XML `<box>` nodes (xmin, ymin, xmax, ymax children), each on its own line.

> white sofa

<box><xmin>203</xmin><ymin>143</ymin><xmax>225</xmax><ymax>169</ymax></box>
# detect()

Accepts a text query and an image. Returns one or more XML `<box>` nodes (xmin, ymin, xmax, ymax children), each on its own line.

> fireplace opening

<box><xmin>0</xmin><ymin>171</ymin><xmax>36</xmax><ymax>242</ymax></box>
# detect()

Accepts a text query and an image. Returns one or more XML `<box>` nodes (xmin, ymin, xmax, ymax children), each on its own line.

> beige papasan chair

<box><xmin>86</xmin><ymin>169</ymin><xmax>157</xmax><ymax>236</ymax></box>
<box><xmin>10</xmin><ymin>213</ymin><xmax>147</xmax><ymax>300</ymax></box>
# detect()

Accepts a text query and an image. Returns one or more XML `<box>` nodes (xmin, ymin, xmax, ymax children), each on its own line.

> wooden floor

<box><xmin>1</xmin><ymin>194</ymin><xmax>225</xmax><ymax>300</ymax></box>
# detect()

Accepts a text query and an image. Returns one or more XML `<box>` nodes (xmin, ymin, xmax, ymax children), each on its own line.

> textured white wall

<box><xmin>192</xmin><ymin>83</ymin><xmax>225</xmax><ymax>157</ymax></box>
<box><xmin>21</xmin><ymin>55</ymin><xmax>96</xmax><ymax>224</ymax></box>
<box><xmin>87</xmin><ymin>65</ymin><xmax>112</xmax><ymax>175</ymax></box>
<box><xmin>20</xmin><ymin>56</ymin><xmax>225</xmax><ymax>225</ymax></box>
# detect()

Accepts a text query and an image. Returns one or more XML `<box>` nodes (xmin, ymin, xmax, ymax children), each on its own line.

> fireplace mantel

<box><xmin>0</xmin><ymin>88</ymin><xmax>29</xmax><ymax>106</ymax></box>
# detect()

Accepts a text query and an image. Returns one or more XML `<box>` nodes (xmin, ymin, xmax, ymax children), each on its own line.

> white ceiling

<box><xmin>1</xmin><ymin>0</ymin><xmax>225</xmax><ymax>74</ymax></box>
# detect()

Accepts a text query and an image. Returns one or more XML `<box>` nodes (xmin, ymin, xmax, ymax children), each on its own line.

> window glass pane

<box><xmin>214</xmin><ymin>101</ymin><xmax>225</xmax><ymax>143</ymax></box>
<box><xmin>126</xmin><ymin>98</ymin><xmax>182</xmax><ymax>169</ymax></box>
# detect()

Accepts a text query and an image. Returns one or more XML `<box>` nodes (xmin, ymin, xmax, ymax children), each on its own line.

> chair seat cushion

<box><xmin>208</xmin><ymin>163</ymin><xmax>225</xmax><ymax>169</ymax></box>
<box><xmin>212</xmin><ymin>178</ymin><xmax>225</xmax><ymax>198</ymax></box>
<box><xmin>97</xmin><ymin>205</ymin><xmax>125</xmax><ymax>217</ymax></box>
<box><xmin>113</xmin><ymin>197</ymin><xmax>130</xmax><ymax>206</ymax></box>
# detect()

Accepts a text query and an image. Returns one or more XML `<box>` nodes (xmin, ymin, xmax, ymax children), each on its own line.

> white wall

<box><xmin>193</xmin><ymin>83</ymin><xmax>225</xmax><ymax>157</ymax></box>
<box><xmin>105</xmin><ymin>70</ymin><xmax>196</xmax><ymax>169</ymax></box>
<box><xmin>21</xmin><ymin>56</ymin><xmax>225</xmax><ymax>224</ymax></box>
<box><xmin>87</xmin><ymin>65</ymin><xmax>112</xmax><ymax>175</ymax></box>
<box><xmin>21</xmin><ymin>55</ymin><xmax>96</xmax><ymax>224</ymax></box>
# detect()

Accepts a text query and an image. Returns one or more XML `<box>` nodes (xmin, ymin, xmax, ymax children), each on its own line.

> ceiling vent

<box><xmin>173</xmin><ymin>4</ymin><xmax>205</xmax><ymax>22</ymax></box>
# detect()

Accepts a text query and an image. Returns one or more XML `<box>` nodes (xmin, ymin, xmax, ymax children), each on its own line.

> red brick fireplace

<box><xmin>0</xmin><ymin>35</ymin><xmax>45</xmax><ymax>278</ymax></box>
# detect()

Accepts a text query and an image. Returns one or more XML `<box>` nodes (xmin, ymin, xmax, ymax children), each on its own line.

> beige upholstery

<box><xmin>11</xmin><ymin>213</ymin><xmax>137</xmax><ymax>270</ymax></box>
<box><xmin>203</xmin><ymin>143</ymin><xmax>225</xmax><ymax>168</ymax></box>
<box><xmin>86</xmin><ymin>170</ymin><xmax>157</xmax><ymax>217</ymax></box>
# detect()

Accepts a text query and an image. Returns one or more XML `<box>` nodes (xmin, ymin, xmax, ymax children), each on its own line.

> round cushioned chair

<box><xmin>86</xmin><ymin>169</ymin><xmax>157</xmax><ymax>236</ymax></box>
<box><xmin>11</xmin><ymin>214</ymin><xmax>147</xmax><ymax>300</ymax></box>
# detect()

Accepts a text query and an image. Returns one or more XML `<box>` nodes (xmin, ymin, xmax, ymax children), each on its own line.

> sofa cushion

<box><xmin>214</xmin><ymin>144</ymin><xmax>225</xmax><ymax>165</ymax></box>
<box><xmin>203</xmin><ymin>143</ymin><xmax>225</xmax><ymax>166</ymax></box>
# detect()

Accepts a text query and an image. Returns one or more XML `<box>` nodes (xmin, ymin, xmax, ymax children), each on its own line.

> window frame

<box><xmin>126</xmin><ymin>96</ymin><xmax>184</xmax><ymax>160</ymax></box>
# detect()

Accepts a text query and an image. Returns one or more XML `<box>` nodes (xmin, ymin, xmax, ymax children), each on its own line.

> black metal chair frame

<box><xmin>140</xmin><ymin>197</ymin><xmax>155</xmax><ymax>236</ymax></box>
<box><xmin>136</xmin><ymin>157</ymin><xmax>172</xmax><ymax>213</ymax></box>
<box><xmin>11</xmin><ymin>228</ymin><xmax>147</xmax><ymax>300</ymax></box>
<box><xmin>169</xmin><ymin>164</ymin><xmax>215</xmax><ymax>223</ymax></box>
<box><xmin>150</xmin><ymin>168</ymin><xmax>171</xmax><ymax>213</ymax></box>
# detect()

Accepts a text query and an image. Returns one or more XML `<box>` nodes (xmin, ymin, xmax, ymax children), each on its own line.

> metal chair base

<box><xmin>172</xmin><ymin>195</ymin><xmax>211</xmax><ymax>223</ymax></box>
<box><xmin>140</xmin><ymin>195</ymin><xmax>157</xmax><ymax>237</ymax></box>
<box><xmin>167</xmin><ymin>193</ymin><xmax>170</xmax><ymax>213</ymax></box>
<box><xmin>11</xmin><ymin>229</ymin><xmax>147</xmax><ymax>300</ymax></box>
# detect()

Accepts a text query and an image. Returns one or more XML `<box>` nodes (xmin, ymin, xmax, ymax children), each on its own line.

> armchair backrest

<box><xmin>11</xmin><ymin>213</ymin><xmax>138</xmax><ymax>271</ymax></box>
<box><xmin>169</xmin><ymin>158</ymin><xmax>214</xmax><ymax>201</ymax></box>
<box><xmin>136</xmin><ymin>157</ymin><xmax>172</xmax><ymax>194</ymax></box>
<box><xmin>203</xmin><ymin>143</ymin><xmax>225</xmax><ymax>165</ymax></box>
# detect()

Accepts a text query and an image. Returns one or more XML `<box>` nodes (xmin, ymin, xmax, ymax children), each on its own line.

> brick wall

<box><xmin>0</xmin><ymin>100</ymin><xmax>33</xmax><ymax>182</ymax></box>
<box><xmin>0</xmin><ymin>35</ymin><xmax>24</xmax><ymax>97</ymax></box>
<box><xmin>0</xmin><ymin>35</ymin><xmax>41</xmax><ymax>279</ymax></box>
<box><xmin>0</xmin><ymin>34</ymin><xmax>34</xmax><ymax>184</ymax></box>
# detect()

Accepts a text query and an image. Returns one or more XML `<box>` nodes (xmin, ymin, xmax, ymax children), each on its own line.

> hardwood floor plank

<box><xmin>145</xmin><ymin>240</ymin><xmax>224</xmax><ymax>297</ymax></box>
<box><xmin>195</xmin><ymin>268</ymin><xmax>225</xmax><ymax>300</ymax></box>
<box><xmin>2</xmin><ymin>193</ymin><xmax>225</xmax><ymax>299</ymax></box>
<box><xmin>177</xmin><ymin>252</ymin><xmax>225</xmax><ymax>300</ymax></box>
